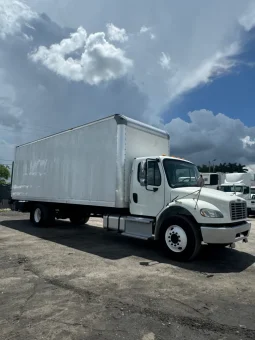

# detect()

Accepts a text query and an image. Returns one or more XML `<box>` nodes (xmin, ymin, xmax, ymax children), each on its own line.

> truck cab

<box><xmin>121</xmin><ymin>156</ymin><xmax>251</xmax><ymax>260</ymax></box>
<box><xmin>130</xmin><ymin>156</ymin><xmax>199</xmax><ymax>216</ymax></box>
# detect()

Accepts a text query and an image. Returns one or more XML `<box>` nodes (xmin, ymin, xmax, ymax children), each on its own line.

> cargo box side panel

<box><xmin>12</xmin><ymin>118</ymin><xmax>118</xmax><ymax>207</ymax></box>
<box><xmin>124</xmin><ymin>125</ymin><xmax>170</xmax><ymax>204</ymax></box>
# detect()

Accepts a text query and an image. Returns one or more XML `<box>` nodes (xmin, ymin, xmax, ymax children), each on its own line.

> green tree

<box><xmin>0</xmin><ymin>165</ymin><xmax>11</xmax><ymax>184</ymax></box>
<box><xmin>197</xmin><ymin>162</ymin><xmax>247</xmax><ymax>173</ymax></box>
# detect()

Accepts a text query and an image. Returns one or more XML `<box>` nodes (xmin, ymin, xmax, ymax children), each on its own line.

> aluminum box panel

<box><xmin>12</xmin><ymin>115</ymin><xmax>169</xmax><ymax>208</ymax></box>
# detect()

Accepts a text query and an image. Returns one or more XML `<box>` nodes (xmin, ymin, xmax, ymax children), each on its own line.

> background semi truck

<box><xmin>11</xmin><ymin>115</ymin><xmax>251</xmax><ymax>261</ymax></box>
<box><xmin>201</xmin><ymin>172</ymin><xmax>226</xmax><ymax>189</ymax></box>
<box><xmin>218</xmin><ymin>173</ymin><xmax>255</xmax><ymax>215</ymax></box>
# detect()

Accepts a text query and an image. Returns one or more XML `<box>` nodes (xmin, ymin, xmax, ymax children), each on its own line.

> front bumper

<box><xmin>201</xmin><ymin>222</ymin><xmax>251</xmax><ymax>244</ymax></box>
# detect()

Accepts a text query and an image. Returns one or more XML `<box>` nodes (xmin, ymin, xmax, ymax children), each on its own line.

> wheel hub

<box><xmin>34</xmin><ymin>208</ymin><xmax>42</xmax><ymax>223</ymax></box>
<box><xmin>170</xmin><ymin>234</ymin><xmax>179</xmax><ymax>244</ymax></box>
<box><xmin>165</xmin><ymin>225</ymin><xmax>188</xmax><ymax>253</ymax></box>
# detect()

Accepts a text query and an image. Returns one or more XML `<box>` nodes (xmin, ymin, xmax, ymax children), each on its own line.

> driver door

<box><xmin>130</xmin><ymin>159</ymin><xmax>165</xmax><ymax>217</ymax></box>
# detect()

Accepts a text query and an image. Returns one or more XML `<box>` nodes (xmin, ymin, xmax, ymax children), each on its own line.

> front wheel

<box><xmin>159</xmin><ymin>216</ymin><xmax>201</xmax><ymax>261</ymax></box>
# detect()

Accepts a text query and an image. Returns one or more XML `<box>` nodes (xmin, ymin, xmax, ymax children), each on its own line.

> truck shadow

<box><xmin>2</xmin><ymin>218</ymin><xmax>255</xmax><ymax>274</ymax></box>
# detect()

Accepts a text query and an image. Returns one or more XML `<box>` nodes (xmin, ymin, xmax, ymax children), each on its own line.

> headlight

<box><xmin>200</xmin><ymin>209</ymin><xmax>224</xmax><ymax>218</ymax></box>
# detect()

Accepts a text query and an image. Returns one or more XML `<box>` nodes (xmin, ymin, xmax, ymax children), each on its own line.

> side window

<box><xmin>243</xmin><ymin>186</ymin><xmax>250</xmax><ymax>195</ymax></box>
<box><xmin>137</xmin><ymin>161</ymin><xmax>161</xmax><ymax>186</ymax></box>
<box><xmin>147</xmin><ymin>161</ymin><xmax>161</xmax><ymax>186</ymax></box>
<box><xmin>210</xmin><ymin>174</ymin><xmax>219</xmax><ymax>185</ymax></box>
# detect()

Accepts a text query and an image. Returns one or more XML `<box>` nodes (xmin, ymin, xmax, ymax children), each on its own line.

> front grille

<box><xmin>230</xmin><ymin>201</ymin><xmax>247</xmax><ymax>221</ymax></box>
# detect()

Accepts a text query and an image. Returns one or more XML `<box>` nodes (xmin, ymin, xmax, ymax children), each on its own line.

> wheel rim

<box><xmin>165</xmin><ymin>225</ymin><xmax>188</xmax><ymax>253</ymax></box>
<box><xmin>34</xmin><ymin>208</ymin><xmax>42</xmax><ymax>223</ymax></box>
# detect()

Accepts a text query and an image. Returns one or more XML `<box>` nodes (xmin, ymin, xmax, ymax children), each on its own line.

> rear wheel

<box><xmin>159</xmin><ymin>216</ymin><xmax>201</xmax><ymax>261</ymax></box>
<box><xmin>30</xmin><ymin>204</ymin><xmax>55</xmax><ymax>227</ymax></box>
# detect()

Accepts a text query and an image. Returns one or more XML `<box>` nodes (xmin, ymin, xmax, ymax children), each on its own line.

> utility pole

<box><xmin>213</xmin><ymin>159</ymin><xmax>216</xmax><ymax>172</ymax></box>
<box><xmin>209</xmin><ymin>159</ymin><xmax>216</xmax><ymax>173</ymax></box>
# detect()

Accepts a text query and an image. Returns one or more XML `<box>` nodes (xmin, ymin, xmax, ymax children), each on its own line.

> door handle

<box><xmin>133</xmin><ymin>193</ymin><xmax>138</xmax><ymax>203</ymax></box>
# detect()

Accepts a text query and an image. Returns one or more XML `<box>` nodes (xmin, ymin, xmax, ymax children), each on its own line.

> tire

<box><xmin>30</xmin><ymin>204</ymin><xmax>55</xmax><ymax>227</ymax></box>
<box><xmin>159</xmin><ymin>216</ymin><xmax>201</xmax><ymax>261</ymax></box>
<box><xmin>247</xmin><ymin>208</ymin><xmax>251</xmax><ymax>217</ymax></box>
<box><xmin>69</xmin><ymin>215</ymin><xmax>90</xmax><ymax>225</ymax></box>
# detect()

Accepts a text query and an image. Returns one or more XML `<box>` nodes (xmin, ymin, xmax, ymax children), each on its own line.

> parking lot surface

<box><xmin>0</xmin><ymin>212</ymin><xmax>255</xmax><ymax>340</ymax></box>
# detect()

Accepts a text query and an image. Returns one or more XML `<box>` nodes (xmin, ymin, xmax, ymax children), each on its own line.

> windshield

<box><xmin>163</xmin><ymin>159</ymin><xmax>199</xmax><ymax>188</ymax></box>
<box><xmin>251</xmin><ymin>188</ymin><xmax>255</xmax><ymax>195</ymax></box>
<box><xmin>219</xmin><ymin>185</ymin><xmax>243</xmax><ymax>193</ymax></box>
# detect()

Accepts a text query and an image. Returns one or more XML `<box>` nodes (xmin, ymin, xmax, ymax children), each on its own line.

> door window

<box><xmin>138</xmin><ymin>161</ymin><xmax>161</xmax><ymax>186</ymax></box>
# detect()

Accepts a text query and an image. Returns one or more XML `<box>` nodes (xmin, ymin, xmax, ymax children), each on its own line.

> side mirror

<box><xmin>139</xmin><ymin>159</ymin><xmax>160</xmax><ymax>191</ymax></box>
<box><xmin>140</xmin><ymin>178</ymin><xmax>146</xmax><ymax>187</ymax></box>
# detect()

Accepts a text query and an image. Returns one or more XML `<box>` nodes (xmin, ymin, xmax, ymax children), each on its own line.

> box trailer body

<box><xmin>11</xmin><ymin>114</ymin><xmax>251</xmax><ymax>261</ymax></box>
<box><xmin>12</xmin><ymin>115</ymin><xmax>169</xmax><ymax>209</ymax></box>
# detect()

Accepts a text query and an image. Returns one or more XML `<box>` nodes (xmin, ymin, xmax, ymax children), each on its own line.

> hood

<box><xmin>171</xmin><ymin>186</ymin><xmax>245</xmax><ymax>204</ymax></box>
<box><xmin>223</xmin><ymin>191</ymin><xmax>243</xmax><ymax>197</ymax></box>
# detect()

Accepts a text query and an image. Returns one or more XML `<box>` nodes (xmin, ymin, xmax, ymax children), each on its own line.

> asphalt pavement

<box><xmin>0</xmin><ymin>211</ymin><xmax>255</xmax><ymax>340</ymax></box>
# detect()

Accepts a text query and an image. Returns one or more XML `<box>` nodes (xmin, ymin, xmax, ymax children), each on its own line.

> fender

<box><xmin>154</xmin><ymin>199</ymin><xmax>222</xmax><ymax>240</ymax></box>
<box><xmin>154</xmin><ymin>204</ymin><xmax>197</xmax><ymax>240</ymax></box>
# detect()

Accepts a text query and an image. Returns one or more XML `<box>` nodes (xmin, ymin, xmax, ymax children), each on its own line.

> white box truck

<box><xmin>218</xmin><ymin>173</ymin><xmax>255</xmax><ymax>215</ymax></box>
<box><xmin>11</xmin><ymin>115</ymin><xmax>251</xmax><ymax>261</ymax></box>
<box><xmin>201</xmin><ymin>173</ymin><xmax>226</xmax><ymax>189</ymax></box>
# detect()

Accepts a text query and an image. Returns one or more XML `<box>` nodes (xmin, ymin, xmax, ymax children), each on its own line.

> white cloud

<box><xmin>0</xmin><ymin>7</ymin><xmax>146</xmax><ymax>161</ymax></box>
<box><xmin>9</xmin><ymin>0</ymin><xmax>252</xmax><ymax>110</ymax></box>
<box><xmin>159</xmin><ymin>52</ymin><xmax>171</xmax><ymax>70</ymax></box>
<box><xmin>164</xmin><ymin>109</ymin><xmax>255</xmax><ymax>164</ymax></box>
<box><xmin>30</xmin><ymin>26</ymin><xmax>133</xmax><ymax>85</ymax></box>
<box><xmin>0</xmin><ymin>69</ymin><xmax>23</xmax><ymax>129</ymax></box>
<box><xmin>0</xmin><ymin>0</ymin><xmax>37</xmax><ymax>39</ymax></box>
<box><xmin>167</xmin><ymin>43</ymin><xmax>239</xmax><ymax>102</ymax></box>
<box><xmin>139</xmin><ymin>26</ymin><xmax>155</xmax><ymax>40</ymax></box>
<box><xmin>239</xmin><ymin>2</ymin><xmax>255</xmax><ymax>31</ymax></box>
<box><xmin>0</xmin><ymin>103</ymin><xmax>23</xmax><ymax>128</ymax></box>
<box><xmin>0</xmin><ymin>138</ymin><xmax>16</xmax><ymax>161</ymax></box>
<box><xmin>106</xmin><ymin>23</ymin><xmax>128</xmax><ymax>43</ymax></box>
<box><xmin>140</xmin><ymin>26</ymin><xmax>151</xmax><ymax>33</ymax></box>
<box><xmin>23</xmin><ymin>33</ymin><xmax>33</xmax><ymax>41</ymax></box>
<box><xmin>242</xmin><ymin>136</ymin><xmax>255</xmax><ymax>148</ymax></box>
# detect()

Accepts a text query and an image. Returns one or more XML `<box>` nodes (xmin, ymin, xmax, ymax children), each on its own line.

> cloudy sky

<box><xmin>1</xmin><ymin>0</ymin><xmax>255</xmax><ymax>167</ymax></box>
